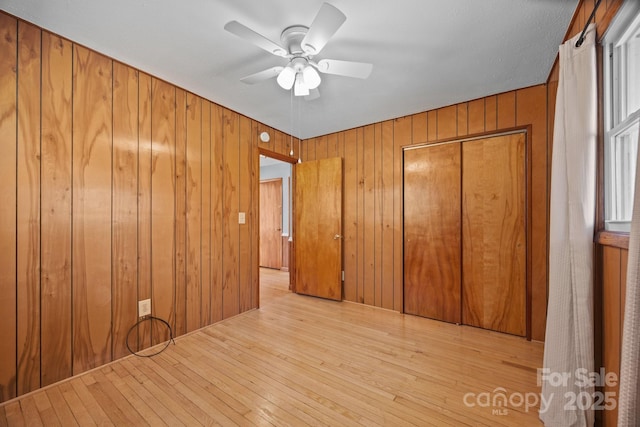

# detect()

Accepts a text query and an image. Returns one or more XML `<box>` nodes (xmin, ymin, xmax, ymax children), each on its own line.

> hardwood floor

<box><xmin>0</xmin><ymin>272</ymin><xmax>544</xmax><ymax>426</ymax></box>
<box><xmin>259</xmin><ymin>267</ymin><xmax>291</xmax><ymax>306</ymax></box>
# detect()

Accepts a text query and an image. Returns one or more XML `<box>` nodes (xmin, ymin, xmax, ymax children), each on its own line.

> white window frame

<box><xmin>603</xmin><ymin>0</ymin><xmax>640</xmax><ymax>232</ymax></box>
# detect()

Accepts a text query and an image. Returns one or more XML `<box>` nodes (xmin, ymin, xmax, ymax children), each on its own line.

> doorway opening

<box><xmin>259</xmin><ymin>154</ymin><xmax>292</xmax><ymax>306</ymax></box>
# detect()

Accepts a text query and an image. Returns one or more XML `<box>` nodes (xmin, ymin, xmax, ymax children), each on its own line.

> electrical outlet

<box><xmin>138</xmin><ymin>299</ymin><xmax>151</xmax><ymax>317</ymax></box>
<box><xmin>238</xmin><ymin>212</ymin><xmax>246</xmax><ymax>224</ymax></box>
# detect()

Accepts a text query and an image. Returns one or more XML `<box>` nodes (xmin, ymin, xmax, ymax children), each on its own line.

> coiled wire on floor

<box><xmin>125</xmin><ymin>316</ymin><xmax>175</xmax><ymax>358</ymax></box>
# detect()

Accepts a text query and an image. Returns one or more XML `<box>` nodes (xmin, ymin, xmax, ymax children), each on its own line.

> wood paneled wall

<box><xmin>599</xmin><ymin>246</ymin><xmax>627</xmax><ymax>427</ymax></box>
<box><xmin>0</xmin><ymin>13</ymin><xmax>303</xmax><ymax>403</ymax></box>
<box><xmin>300</xmin><ymin>86</ymin><xmax>548</xmax><ymax>340</ymax></box>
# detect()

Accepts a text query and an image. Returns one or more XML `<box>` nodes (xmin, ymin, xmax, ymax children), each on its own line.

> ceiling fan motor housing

<box><xmin>280</xmin><ymin>25</ymin><xmax>311</xmax><ymax>57</ymax></box>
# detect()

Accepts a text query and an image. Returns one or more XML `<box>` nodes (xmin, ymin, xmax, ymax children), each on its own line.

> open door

<box><xmin>294</xmin><ymin>157</ymin><xmax>343</xmax><ymax>300</ymax></box>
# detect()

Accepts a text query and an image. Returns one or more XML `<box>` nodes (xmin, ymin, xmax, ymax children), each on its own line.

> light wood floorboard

<box><xmin>259</xmin><ymin>267</ymin><xmax>291</xmax><ymax>307</ymax></box>
<box><xmin>0</xmin><ymin>270</ymin><xmax>543</xmax><ymax>426</ymax></box>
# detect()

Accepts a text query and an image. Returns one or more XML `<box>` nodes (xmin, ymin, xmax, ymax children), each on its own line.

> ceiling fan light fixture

<box><xmin>277</xmin><ymin>65</ymin><xmax>296</xmax><ymax>90</ymax></box>
<box><xmin>294</xmin><ymin>73</ymin><xmax>310</xmax><ymax>96</ymax></box>
<box><xmin>302</xmin><ymin>65</ymin><xmax>321</xmax><ymax>89</ymax></box>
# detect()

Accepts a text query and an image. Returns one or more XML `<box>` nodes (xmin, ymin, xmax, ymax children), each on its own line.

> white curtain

<box><xmin>618</xmin><ymin>130</ymin><xmax>640</xmax><ymax>425</ymax></box>
<box><xmin>540</xmin><ymin>23</ymin><xmax>597</xmax><ymax>427</ymax></box>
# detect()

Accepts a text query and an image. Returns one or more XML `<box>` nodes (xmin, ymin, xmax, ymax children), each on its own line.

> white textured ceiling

<box><xmin>0</xmin><ymin>0</ymin><xmax>578</xmax><ymax>139</ymax></box>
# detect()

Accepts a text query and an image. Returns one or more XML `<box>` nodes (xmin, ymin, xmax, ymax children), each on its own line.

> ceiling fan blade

<box><xmin>240</xmin><ymin>66</ymin><xmax>284</xmax><ymax>84</ymax></box>
<box><xmin>305</xmin><ymin>88</ymin><xmax>320</xmax><ymax>101</ymax></box>
<box><xmin>301</xmin><ymin>3</ymin><xmax>346</xmax><ymax>55</ymax></box>
<box><xmin>316</xmin><ymin>59</ymin><xmax>373</xmax><ymax>79</ymax></box>
<box><xmin>224</xmin><ymin>21</ymin><xmax>288</xmax><ymax>57</ymax></box>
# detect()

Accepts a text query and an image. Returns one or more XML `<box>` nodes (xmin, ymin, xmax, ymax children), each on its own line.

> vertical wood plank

<box><xmin>239</xmin><ymin>115</ymin><xmax>253</xmax><ymax>312</ymax></box>
<box><xmin>596</xmin><ymin>0</ymin><xmax>606</xmax><ymax>28</ymax></box>
<box><xmin>356</xmin><ymin>128</ymin><xmax>365</xmax><ymax>303</ymax></box>
<box><xmin>282</xmin><ymin>130</ymin><xmax>291</xmax><ymax>157</ymax></box>
<box><xmin>363</xmin><ymin>125</ymin><xmax>375</xmax><ymax>306</ymax></box>
<box><xmin>273</xmin><ymin>130</ymin><xmax>282</xmax><ymax>155</ymax></box>
<box><xmin>174</xmin><ymin>89</ymin><xmax>187</xmax><ymax>337</ymax></box>
<box><xmin>0</xmin><ymin>12</ymin><xmax>17</xmax><ymax>402</ymax></box>
<box><xmin>112</xmin><ymin>62</ymin><xmax>139</xmax><ymax>360</ymax></box>
<box><xmin>602</xmin><ymin>246</ymin><xmax>621</xmax><ymax>427</ymax></box>
<box><xmin>211</xmin><ymin>104</ymin><xmax>224</xmax><ymax>322</ymax></box>
<box><xmin>301</xmin><ymin>137</ymin><xmax>309</xmax><ymax>162</ymax></box>
<box><xmin>468</xmin><ymin>98</ymin><xmax>485</xmax><ymax>135</ymax></box>
<box><xmin>343</xmin><ymin>128</ymin><xmax>358</xmax><ymax>302</ymax></box>
<box><xmin>411</xmin><ymin>112</ymin><xmax>427</xmax><ymax>144</ymax></box>
<box><xmin>201</xmin><ymin>101</ymin><xmax>212</xmax><ymax>326</ymax></box>
<box><xmin>72</xmin><ymin>46</ymin><xmax>113</xmax><ymax>373</ymax></box>
<box><xmin>568</xmin><ymin>10</ymin><xmax>583</xmax><ymax>39</ymax></box>
<box><xmin>17</xmin><ymin>20</ymin><xmax>41</xmax><ymax>396</ymax></box>
<box><xmin>327</xmin><ymin>133</ymin><xmax>339</xmax><ymax>158</ymax></box>
<box><xmin>300</xmin><ymin>138</ymin><xmax>308</xmax><ymax>162</ymax></box>
<box><xmin>457</xmin><ymin>103</ymin><xmax>468</xmax><ymax>137</ymax></box>
<box><xmin>516</xmin><ymin>84</ymin><xmax>547</xmax><ymax>341</ymax></box>
<box><xmin>337</xmin><ymin>132</ymin><xmax>345</xmax><ymax>167</ymax></box>
<box><xmin>436</xmin><ymin>105</ymin><xmax>457</xmax><ymax>140</ymax></box>
<box><xmin>618</xmin><ymin>247</ymin><xmax>628</xmax><ymax>427</ymax></box>
<box><xmin>222</xmin><ymin>109</ymin><xmax>240</xmax><ymax>318</ymax></box>
<box><xmin>497</xmin><ymin>91</ymin><xmax>516</xmax><ymax>129</ymax></box>
<box><xmin>316</xmin><ymin>135</ymin><xmax>328</xmax><ymax>160</ymax></box>
<box><xmin>381</xmin><ymin>120</ymin><xmax>395</xmax><ymax>310</ymax></box>
<box><xmin>137</xmin><ymin>72</ymin><xmax>152</xmax><ymax>351</ymax></box>
<box><xmin>393</xmin><ymin>117</ymin><xmax>411</xmax><ymax>312</ymax></box>
<box><xmin>291</xmin><ymin>137</ymin><xmax>301</xmax><ymax>163</ymax></box>
<box><xmin>373</xmin><ymin>123</ymin><xmax>383</xmax><ymax>307</ymax></box>
<box><xmin>150</xmin><ymin>78</ymin><xmax>176</xmax><ymax>344</ymax></box>
<box><xmin>485</xmin><ymin>95</ymin><xmax>497</xmax><ymax>131</ymax></box>
<box><xmin>427</xmin><ymin>110</ymin><xmax>437</xmax><ymax>142</ymax></box>
<box><xmin>185</xmin><ymin>93</ymin><xmax>201</xmax><ymax>333</ymax></box>
<box><xmin>282</xmin><ymin>130</ymin><xmax>292</xmax><ymax>159</ymax></box>
<box><xmin>41</xmin><ymin>31</ymin><xmax>72</xmax><ymax>387</ymax></box>
<box><xmin>307</xmin><ymin>137</ymin><xmax>317</xmax><ymax>162</ymax></box>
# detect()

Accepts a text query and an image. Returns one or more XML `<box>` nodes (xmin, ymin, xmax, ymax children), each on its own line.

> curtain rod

<box><xmin>575</xmin><ymin>0</ymin><xmax>603</xmax><ymax>47</ymax></box>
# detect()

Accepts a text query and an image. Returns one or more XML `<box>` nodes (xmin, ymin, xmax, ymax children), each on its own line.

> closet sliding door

<box><xmin>403</xmin><ymin>131</ymin><xmax>527</xmax><ymax>336</ymax></box>
<box><xmin>404</xmin><ymin>143</ymin><xmax>461</xmax><ymax>323</ymax></box>
<box><xmin>462</xmin><ymin>133</ymin><xmax>526</xmax><ymax>336</ymax></box>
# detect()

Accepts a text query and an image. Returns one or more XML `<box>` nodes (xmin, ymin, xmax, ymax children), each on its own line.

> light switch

<box><xmin>238</xmin><ymin>212</ymin><xmax>246</xmax><ymax>224</ymax></box>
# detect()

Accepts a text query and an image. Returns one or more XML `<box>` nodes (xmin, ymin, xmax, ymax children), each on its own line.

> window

<box><xmin>603</xmin><ymin>1</ymin><xmax>640</xmax><ymax>232</ymax></box>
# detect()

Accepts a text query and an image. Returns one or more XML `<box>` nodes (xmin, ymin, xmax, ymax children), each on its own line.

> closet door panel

<box><xmin>462</xmin><ymin>133</ymin><xmax>526</xmax><ymax>336</ymax></box>
<box><xmin>404</xmin><ymin>143</ymin><xmax>461</xmax><ymax>323</ymax></box>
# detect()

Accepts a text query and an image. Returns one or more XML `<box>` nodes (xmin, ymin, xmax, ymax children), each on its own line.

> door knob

<box><xmin>333</xmin><ymin>234</ymin><xmax>343</xmax><ymax>240</ymax></box>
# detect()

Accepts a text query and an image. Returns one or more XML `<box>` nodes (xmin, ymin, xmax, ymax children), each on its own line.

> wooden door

<box><xmin>462</xmin><ymin>132</ymin><xmax>526</xmax><ymax>336</ymax></box>
<box><xmin>403</xmin><ymin>143</ymin><xmax>461</xmax><ymax>323</ymax></box>
<box><xmin>294</xmin><ymin>157</ymin><xmax>343</xmax><ymax>300</ymax></box>
<box><xmin>260</xmin><ymin>178</ymin><xmax>282</xmax><ymax>269</ymax></box>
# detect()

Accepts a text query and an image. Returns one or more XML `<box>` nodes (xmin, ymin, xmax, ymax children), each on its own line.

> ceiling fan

<box><xmin>224</xmin><ymin>2</ymin><xmax>373</xmax><ymax>100</ymax></box>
